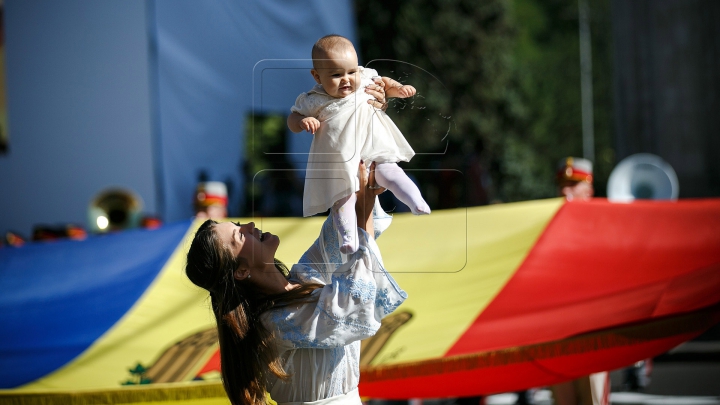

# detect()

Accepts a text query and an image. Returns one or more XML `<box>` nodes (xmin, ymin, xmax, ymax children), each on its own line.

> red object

<box><xmin>32</xmin><ymin>225</ymin><xmax>87</xmax><ymax>242</ymax></box>
<box><xmin>449</xmin><ymin>199</ymin><xmax>720</xmax><ymax>354</ymax></box>
<box><xmin>142</xmin><ymin>216</ymin><xmax>163</xmax><ymax>230</ymax></box>
<box><xmin>4</xmin><ymin>231</ymin><xmax>26</xmax><ymax>247</ymax></box>
<box><xmin>361</xmin><ymin>307</ymin><xmax>719</xmax><ymax>396</ymax></box>
<box><xmin>557</xmin><ymin>167</ymin><xmax>592</xmax><ymax>183</ymax></box>
<box><xmin>196</xmin><ymin>350</ymin><xmax>221</xmax><ymax>378</ymax></box>
<box><xmin>557</xmin><ymin>157</ymin><xmax>593</xmax><ymax>183</ymax></box>
<box><xmin>359</xmin><ymin>199</ymin><xmax>720</xmax><ymax>397</ymax></box>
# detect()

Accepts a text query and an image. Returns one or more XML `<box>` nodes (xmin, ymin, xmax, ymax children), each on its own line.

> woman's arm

<box><xmin>355</xmin><ymin>161</ymin><xmax>385</xmax><ymax>239</ymax></box>
<box><xmin>267</xmin><ymin>161</ymin><xmax>404</xmax><ymax>350</ymax></box>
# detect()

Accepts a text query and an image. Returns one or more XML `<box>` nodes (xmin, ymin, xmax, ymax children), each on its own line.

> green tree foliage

<box><xmin>506</xmin><ymin>0</ymin><xmax>615</xmax><ymax>199</ymax></box>
<box><xmin>243</xmin><ymin>114</ymin><xmax>304</xmax><ymax>216</ymax></box>
<box><xmin>355</xmin><ymin>0</ymin><xmax>614</xmax><ymax>202</ymax></box>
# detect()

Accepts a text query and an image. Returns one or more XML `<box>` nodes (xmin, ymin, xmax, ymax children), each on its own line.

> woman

<box><xmin>185</xmin><ymin>156</ymin><xmax>406</xmax><ymax>405</ymax></box>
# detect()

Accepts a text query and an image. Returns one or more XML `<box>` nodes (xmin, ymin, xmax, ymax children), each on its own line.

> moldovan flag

<box><xmin>1</xmin><ymin>198</ymin><xmax>719</xmax><ymax>404</ymax></box>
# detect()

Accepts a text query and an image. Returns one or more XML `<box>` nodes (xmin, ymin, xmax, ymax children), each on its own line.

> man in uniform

<box><xmin>551</xmin><ymin>157</ymin><xmax>610</xmax><ymax>405</ymax></box>
<box><xmin>557</xmin><ymin>157</ymin><xmax>594</xmax><ymax>201</ymax></box>
<box><xmin>194</xmin><ymin>181</ymin><xmax>228</xmax><ymax>219</ymax></box>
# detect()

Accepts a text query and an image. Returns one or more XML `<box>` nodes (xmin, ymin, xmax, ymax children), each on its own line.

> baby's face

<box><xmin>311</xmin><ymin>47</ymin><xmax>359</xmax><ymax>98</ymax></box>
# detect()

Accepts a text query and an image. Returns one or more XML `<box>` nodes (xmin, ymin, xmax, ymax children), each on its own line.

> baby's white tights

<box><xmin>333</xmin><ymin>193</ymin><xmax>359</xmax><ymax>254</ymax></box>
<box><xmin>332</xmin><ymin>162</ymin><xmax>430</xmax><ymax>254</ymax></box>
<box><xmin>375</xmin><ymin>162</ymin><xmax>431</xmax><ymax>216</ymax></box>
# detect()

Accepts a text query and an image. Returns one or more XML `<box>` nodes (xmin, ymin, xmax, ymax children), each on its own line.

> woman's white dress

<box><xmin>291</xmin><ymin>67</ymin><xmax>415</xmax><ymax>217</ymax></box>
<box><xmin>262</xmin><ymin>201</ymin><xmax>405</xmax><ymax>404</ymax></box>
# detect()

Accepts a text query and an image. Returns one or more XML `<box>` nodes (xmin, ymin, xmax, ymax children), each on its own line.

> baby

<box><xmin>288</xmin><ymin>34</ymin><xmax>430</xmax><ymax>254</ymax></box>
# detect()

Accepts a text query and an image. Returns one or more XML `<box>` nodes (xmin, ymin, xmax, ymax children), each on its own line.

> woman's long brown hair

<box><xmin>185</xmin><ymin>220</ymin><xmax>320</xmax><ymax>405</ymax></box>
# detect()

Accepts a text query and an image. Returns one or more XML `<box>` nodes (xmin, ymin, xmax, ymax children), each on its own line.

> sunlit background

<box><xmin>1</xmin><ymin>0</ymin><xmax>718</xmax><ymax>238</ymax></box>
<box><xmin>0</xmin><ymin>0</ymin><xmax>719</xmax><ymax>400</ymax></box>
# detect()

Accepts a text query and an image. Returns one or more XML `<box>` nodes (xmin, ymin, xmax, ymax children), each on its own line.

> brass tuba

<box><xmin>87</xmin><ymin>188</ymin><xmax>143</xmax><ymax>233</ymax></box>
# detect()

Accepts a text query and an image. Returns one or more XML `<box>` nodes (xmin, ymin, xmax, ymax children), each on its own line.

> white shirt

<box><xmin>263</xmin><ymin>202</ymin><xmax>405</xmax><ymax>403</ymax></box>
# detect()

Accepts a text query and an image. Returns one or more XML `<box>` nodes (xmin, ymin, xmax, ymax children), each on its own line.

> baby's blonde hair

<box><xmin>312</xmin><ymin>35</ymin><xmax>355</xmax><ymax>69</ymax></box>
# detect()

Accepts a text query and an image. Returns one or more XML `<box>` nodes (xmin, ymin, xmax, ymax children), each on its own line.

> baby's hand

<box><xmin>301</xmin><ymin>117</ymin><xmax>320</xmax><ymax>134</ymax></box>
<box><xmin>395</xmin><ymin>85</ymin><xmax>416</xmax><ymax>98</ymax></box>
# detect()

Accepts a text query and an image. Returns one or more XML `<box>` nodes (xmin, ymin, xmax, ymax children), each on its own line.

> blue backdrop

<box><xmin>0</xmin><ymin>0</ymin><xmax>356</xmax><ymax>234</ymax></box>
<box><xmin>145</xmin><ymin>0</ymin><xmax>356</xmax><ymax>220</ymax></box>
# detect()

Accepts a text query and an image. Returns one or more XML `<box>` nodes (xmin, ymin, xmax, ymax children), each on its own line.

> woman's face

<box><xmin>215</xmin><ymin>221</ymin><xmax>279</xmax><ymax>272</ymax></box>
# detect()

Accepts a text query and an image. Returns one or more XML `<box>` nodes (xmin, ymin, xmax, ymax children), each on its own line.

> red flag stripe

<box><xmin>360</xmin><ymin>302</ymin><xmax>720</xmax><ymax>397</ymax></box>
<box><xmin>447</xmin><ymin>199</ymin><xmax>720</xmax><ymax>355</ymax></box>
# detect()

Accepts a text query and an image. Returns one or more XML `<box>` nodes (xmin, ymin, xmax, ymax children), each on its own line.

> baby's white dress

<box><xmin>291</xmin><ymin>67</ymin><xmax>415</xmax><ymax>217</ymax></box>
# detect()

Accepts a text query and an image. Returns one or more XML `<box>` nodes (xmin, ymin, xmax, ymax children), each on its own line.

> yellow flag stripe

<box><xmin>14</xmin><ymin>198</ymin><xmax>562</xmax><ymax>391</ymax></box>
<box><xmin>19</xmin><ymin>224</ymin><xmax>212</xmax><ymax>391</ymax></box>
<box><xmin>369</xmin><ymin>198</ymin><xmax>563</xmax><ymax>365</ymax></box>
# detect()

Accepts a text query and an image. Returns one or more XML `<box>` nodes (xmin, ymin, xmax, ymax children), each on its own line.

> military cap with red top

<box><xmin>557</xmin><ymin>157</ymin><xmax>593</xmax><ymax>184</ymax></box>
<box><xmin>194</xmin><ymin>181</ymin><xmax>228</xmax><ymax>208</ymax></box>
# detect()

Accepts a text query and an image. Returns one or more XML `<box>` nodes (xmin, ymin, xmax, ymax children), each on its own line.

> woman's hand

<box><xmin>365</xmin><ymin>77</ymin><xmax>387</xmax><ymax>111</ymax></box>
<box><xmin>357</xmin><ymin>161</ymin><xmax>385</xmax><ymax>196</ymax></box>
